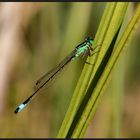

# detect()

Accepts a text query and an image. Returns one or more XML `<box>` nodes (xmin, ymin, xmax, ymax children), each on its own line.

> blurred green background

<box><xmin>0</xmin><ymin>2</ymin><xmax>140</xmax><ymax>138</ymax></box>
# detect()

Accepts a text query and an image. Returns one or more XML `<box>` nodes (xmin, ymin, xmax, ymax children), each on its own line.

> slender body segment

<box><xmin>14</xmin><ymin>37</ymin><xmax>94</xmax><ymax>114</ymax></box>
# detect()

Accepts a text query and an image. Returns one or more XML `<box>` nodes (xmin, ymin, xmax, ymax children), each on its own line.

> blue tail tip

<box><xmin>14</xmin><ymin>103</ymin><xmax>26</xmax><ymax>114</ymax></box>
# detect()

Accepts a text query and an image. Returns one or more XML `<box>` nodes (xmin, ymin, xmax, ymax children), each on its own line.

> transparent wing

<box><xmin>34</xmin><ymin>49</ymin><xmax>76</xmax><ymax>90</ymax></box>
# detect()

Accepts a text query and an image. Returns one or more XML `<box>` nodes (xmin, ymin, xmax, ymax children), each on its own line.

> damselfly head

<box><xmin>85</xmin><ymin>37</ymin><xmax>93</xmax><ymax>45</ymax></box>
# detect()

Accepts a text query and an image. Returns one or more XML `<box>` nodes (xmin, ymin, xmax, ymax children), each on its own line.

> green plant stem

<box><xmin>77</xmin><ymin>3</ymin><xmax>140</xmax><ymax>138</ymax></box>
<box><xmin>57</xmin><ymin>2</ymin><xmax>123</xmax><ymax>138</ymax></box>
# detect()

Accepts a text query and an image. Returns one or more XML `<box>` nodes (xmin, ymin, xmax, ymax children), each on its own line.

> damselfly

<box><xmin>14</xmin><ymin>37</ymin><xmax>97</xmax><ymax>114</ymax></box>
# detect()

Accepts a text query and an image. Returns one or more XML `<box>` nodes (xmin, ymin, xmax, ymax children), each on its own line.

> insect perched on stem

<box><xmin>14</xmin><ymin>37</ymin><xmax>98</xmax><ymax>114</ymax></box>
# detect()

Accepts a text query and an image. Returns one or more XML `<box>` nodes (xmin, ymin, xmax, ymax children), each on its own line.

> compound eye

<box><xmin>85</xmin><ymin>37</ymin><xmax>93</xmax><ymax>42</ymax></box>
<box><xmin>85</xmin><ymin>37</ymin><xmax>90</xmax><ymax>41</ymax></box>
